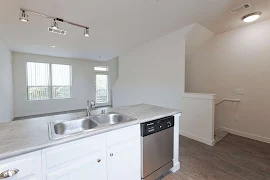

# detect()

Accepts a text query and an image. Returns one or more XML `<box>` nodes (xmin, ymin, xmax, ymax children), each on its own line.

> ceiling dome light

<box><xmin>19</xmin><ymin>10</ymin><xmax>29</xmax><ymax>22</ymax></box>
<box><xmin>242</xmin><ymin>12</ymin><xmax>262</xmax><ymax>23</ymax></box>
<box><xmin>84</xmin><ymin>28</ymin><xmax>90</xmax><ymax>37</ymax></box>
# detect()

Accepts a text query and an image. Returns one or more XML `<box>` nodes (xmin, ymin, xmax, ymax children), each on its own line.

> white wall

<box><xmin>0</xmin><ymin>41</ymin><xmax>13</xmax><ymax>122</ymax></box>
<box><xmin>113</xmin><ymin>25</ymin><xmax>193</xmax><ymax>109</ymax></box>
<box><xmin>186</xmin><ymin>19</ymin><xmax>270</xmax><ymax>143</ymax></box>
<box><xmin>181</xmin><ymin>93</ymin><xmax>216</xmax><ymax>146</ymax></box>
<box><xmin>185</xmin><ymin>23</ymin><xmax>214</xmax><ymax>57</ymax></box>
<box><xmin>13</xmin><ymin>53</ymin><xmax>118</xmax><ymax>117</ymax></box>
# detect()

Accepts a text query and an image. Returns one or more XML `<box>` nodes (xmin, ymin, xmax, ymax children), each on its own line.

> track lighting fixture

<box><xmin>84</xmin><ymin>28</ymin><xmax>90</xmax><ymax>37</ymax></box>
<box><xmin>19</xmin><ymin>8</ymin><xmax>90</xmax><ymax>37</ymax></box>
<box><xmin>19</xmin><ymin>10</ymin><xmax>29</xmax><ymax>22</ymax></box>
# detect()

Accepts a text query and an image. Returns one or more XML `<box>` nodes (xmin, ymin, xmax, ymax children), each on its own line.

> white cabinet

<box><xmin>42</xmin><ymin>134</ymin><xmax>107</xmax><ymax>180</ymax></box>
<box><xmin>107</xmin><ymin>125</ymin><xmax>141</xmax><ymax>180</ymax></box>
<box><xmin>0</xmin><ymin>151</ymin><xmax>42</xmax><ymax>180</ymax></box>
<box><xmin>107</xmin><ymin>138</ymin><xmax>140</xmax><ymax>180</ymax></box>
<box><xmin>46</xmin><ymin>151</ymin><xmax>106</xmax><ymax>180</ymax></box>
<box><xmin>0</xmin><ymin>124</ymin><xmax>141</xmax><ymax>180</ymax></box>
<box><xmin>43</xmin><ymin>125</ymin><xmax>141</xmax><ymax>180</ymax></box>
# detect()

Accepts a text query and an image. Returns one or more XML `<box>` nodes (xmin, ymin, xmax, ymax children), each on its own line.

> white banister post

<box><xmin>171</xmin><ymin>113</ymin><xmax>181</xmax><ymax>172</ymax></box>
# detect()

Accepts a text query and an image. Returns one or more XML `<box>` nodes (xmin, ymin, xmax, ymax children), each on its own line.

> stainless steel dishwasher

<box><xmin>141</xmin><ymin>116</ymin><xmax>174</xmax><ymax>180</ymax></box>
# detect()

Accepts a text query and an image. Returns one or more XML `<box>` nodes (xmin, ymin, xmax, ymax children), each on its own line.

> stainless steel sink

<box><xmin>90</xmin><ymin>112</ymin><xmax>134</xmax><ymax>125</ymax></box>
<box><xmin>49</xmin><ymin>112</ymin><xmax>136</xmax><ymax>140</ymax></box>
<box><xmin>54</xmin><ymin>118</ymin><xmax>98</xmax><ymax>135</ymax></box>
<box><xmin>49</xmin><ymin>117</ymin><xmax>98</xmax><ymax>139</ymax></box>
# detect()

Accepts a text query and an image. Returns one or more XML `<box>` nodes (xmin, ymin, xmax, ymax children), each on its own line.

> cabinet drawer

<box><xmin>107</xmin><ymin>125</ymin><xmax>140</xmax><ymax>148</ymax></box>
<box><xmin>42</xmin><ymin>134</ymin><xmax>106</xmax><ymax>172</ymax></box>
<box><xmin>0</xmin><ymin>151</ymin><xmax>42</xmax><ymax>180</ymax></box>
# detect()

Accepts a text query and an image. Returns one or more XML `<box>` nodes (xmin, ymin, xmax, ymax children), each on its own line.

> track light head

<box><xmin>19</xmin><ymin>10</ymin><xmax>29</xmax><ymax>22</ymax></box>
<box><xmin>84</xmin><ymin>28</ymin><xmax>90</xmax><ymax>37</ymax></box>
<box><xmin>48</xmin><ymin>19</ymin><xmax>67</xmax><ymax>35</ymax></box>
<box><xmin>51</xmin><ymin>19</ymin><xmax>59</xmax><ymax>30</ymax></box>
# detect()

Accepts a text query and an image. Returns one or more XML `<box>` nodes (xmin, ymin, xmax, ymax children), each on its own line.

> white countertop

<box><xmin>0</xmin><ymin>104</ymin><xmax>180</xmax><ymax>160</ymax></box>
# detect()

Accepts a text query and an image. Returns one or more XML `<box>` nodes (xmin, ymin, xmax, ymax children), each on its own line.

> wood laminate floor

<box><xmin>163</xmin><ymin>134</ymin><xmax>270</xmax><ymax>180</ymax></box>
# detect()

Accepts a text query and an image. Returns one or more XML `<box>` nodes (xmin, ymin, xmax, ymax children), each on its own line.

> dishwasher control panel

<box><xmin>141</xmin><ymin>116</ymin><xmax>174</xmax><ymax>137</ymax></box>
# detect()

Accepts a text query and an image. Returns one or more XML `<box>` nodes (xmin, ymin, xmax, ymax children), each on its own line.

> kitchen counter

<box><xmin>0</xmin><ymin>104</ymin><xmax>180</xmax><ymax>160</ymax></box>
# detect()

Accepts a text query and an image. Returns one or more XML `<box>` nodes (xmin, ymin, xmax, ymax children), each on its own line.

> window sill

<box><xmin>27</xmin><ymin>97</ymin><xmax>72</xmax><ymax>102</ymax></box>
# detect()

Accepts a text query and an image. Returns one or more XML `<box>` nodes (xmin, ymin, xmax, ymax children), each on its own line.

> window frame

<box><xmin>26</xmin><ymin>62</ymin><xmax>72</xmax><ymax>101</ymax></box>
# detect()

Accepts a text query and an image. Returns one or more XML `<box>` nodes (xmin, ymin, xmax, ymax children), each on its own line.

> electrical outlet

<box><xmin>235</xmin><ymin>89</ymin><xmax>244</xmax><ymax>95</ymax></box>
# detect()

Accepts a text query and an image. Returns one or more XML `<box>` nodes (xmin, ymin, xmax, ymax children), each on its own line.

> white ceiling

<box><xmin>0</xmin><ymin>0</ymin><xmax>269</xmax><ymax>61</ymax></box>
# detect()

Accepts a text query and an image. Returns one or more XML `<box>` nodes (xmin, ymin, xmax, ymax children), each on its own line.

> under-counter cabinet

<box><xmin>0</xmin><ymin>124</ymin><xmax>140</xmax><ymax>180</ymax></box>
<box><xmin>0</xmin><ymin>151</ymin><xmax>42</xmax><ymax>180</ymax></box>
<box><xmin>42</xmin><ymin>124</ymin><xmax>140</xmax><ymax>180</ymax></box>
<box><xmin>42</xmin><ymin>133</ymin><xmax>108</xmax><ymax>180</ymax></box>
<box><xmin>45</xmin><ymin>151</ymin><xmax>107</xmax><ymax>180</ymax></box>
<box><xmin>107</xmin><ymin>125</ymin><xmax>141</xmax><ymax>180</ymax></box>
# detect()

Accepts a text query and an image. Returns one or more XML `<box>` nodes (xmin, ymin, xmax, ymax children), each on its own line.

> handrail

<box><xmin>215</xmin><ymin>98</ymin><xmax>240</xmax><ymax>106</ymax></box>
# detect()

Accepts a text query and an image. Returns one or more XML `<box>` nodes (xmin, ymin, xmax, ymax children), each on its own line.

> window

<box><xmin>95</xmin><ymin>74</ymin><xmax>109</xmax><ymax>104</ymax></box>
<box><xmin>27</xmin><ymin>62</ymin><xmax>50</xmax><ymax>100</ymax></box>
<box><xmin>94</xmin><ymin>66</ymin><xmax>109</xmax><ymax>104</ymax></box>
<box><xmin>94</xmin><ymin>66</ymin><xmax>109</xmax><ymax>72</ymax></box>
<box><xmin>51</xmin><ymin>64</ymin><xmax>71</xmax><ymax>99</ymax></box>
<box><xmin>27</xmin><ymin>62</ymin><xmax>71</xmax><ymax>100</ymax></box>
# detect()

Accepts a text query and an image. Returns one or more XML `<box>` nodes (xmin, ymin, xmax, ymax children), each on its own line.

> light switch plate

<box><xmin>235</xmin><ymin>89</ymin><xmax>244</xmax><ymax>95</ymax></box>
<box><xmin>233</xmin><ymin>116</ymin><xmax>239</xmax><ymax>122</ymax></box>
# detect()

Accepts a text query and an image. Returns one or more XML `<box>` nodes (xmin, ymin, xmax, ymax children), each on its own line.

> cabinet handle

<box><xmin>97</xmin><ymin>159</ymin><xmax>101</xmax><ymax>163</ymax></box>
<box><xmin>0</xmin><ymin>169</ymin><xmax>19</xmax><ymax>179</ymax></box>
<box><xmin>110</xmin><ymin>153</ymin><xmax>114</xmax><ymax>157</ymax></box>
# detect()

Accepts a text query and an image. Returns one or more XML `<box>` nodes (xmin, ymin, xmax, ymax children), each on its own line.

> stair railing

<box><xmin>215</xmin><ymin>98</ymin><xmax>240</xmax><ymax>106</ymax></box>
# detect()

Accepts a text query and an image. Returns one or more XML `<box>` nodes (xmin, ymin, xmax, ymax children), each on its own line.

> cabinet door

<box><xmin>107</xmin><ymin>137</ymin><xmax>140</xmax><ymax>180</ymax></box>
<box><xmin>46</xmin><ymin>151</ymin><xmax>107</xmax><ymax>180</ymax></box>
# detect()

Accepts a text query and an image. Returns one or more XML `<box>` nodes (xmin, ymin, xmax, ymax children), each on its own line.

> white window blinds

<box><xmin>51</xmin><ymin>64</ymin><xmax>71</xmax><ymax>99</ymax></box>
<box><xmin>27</xmin><ymin>62</ymin><xmax>50</xmax><ymax>100</ymax></box>
<box><xmin>26</xmin><ymin>62</ymin><xmax>72</xmax><ymax>100</ymax></box>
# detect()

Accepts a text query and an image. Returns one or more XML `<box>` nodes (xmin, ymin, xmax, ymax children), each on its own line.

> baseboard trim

<box><xmin>180</xmin><ymin>131</ymin><xmax>215</xmax><ymax>146</ymax></box>
<box><xmin>218</xmin><ymin>127</ymin><xmax>270</xmax><ymax>144</ymax></box>
<box><xmin>170</xmin><ymin>162</ymin><xmax>180</xmax><ymax>172</ymax></box>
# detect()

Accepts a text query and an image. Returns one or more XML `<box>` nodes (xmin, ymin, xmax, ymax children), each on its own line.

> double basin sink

<box><xmin>49</xmin><ymin>112</ymin><xmax>136</xmax><ymax>140</ymax></box>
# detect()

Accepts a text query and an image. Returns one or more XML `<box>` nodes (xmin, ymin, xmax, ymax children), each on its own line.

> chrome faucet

<box><xmin>86</xmin><ymin>100</ymin><xmax>95</xmax><ymax>117</ymax></box>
